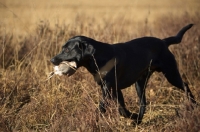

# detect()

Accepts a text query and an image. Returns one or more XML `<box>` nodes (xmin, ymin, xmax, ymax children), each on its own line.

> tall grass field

<box><xmin>0</xmin><ymin>0</ymin><xmax>200</xmax><ymax>131</ymax></box>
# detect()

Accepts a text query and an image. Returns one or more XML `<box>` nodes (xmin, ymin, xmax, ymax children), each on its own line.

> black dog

<box><xmin>51</xmin><ymin>24</ymin><xmax>196</xmax><ymax>124</ymax></box>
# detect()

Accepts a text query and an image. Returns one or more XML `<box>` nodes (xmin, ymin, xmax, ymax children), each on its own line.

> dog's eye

<box><xmin>65</xmin><ymin>48</ymin><xmax>69</xmax><ymax>52</ymax></box>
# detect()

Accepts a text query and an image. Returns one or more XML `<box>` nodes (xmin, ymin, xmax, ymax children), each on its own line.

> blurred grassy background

<box><xmin>1</xmin><ymin>0</ymin><xmax>199</xmax><ymax>34</ymax></box>
<box><xmin>0</xmin><ymin>0</ymin><xmax>200</xmax><ymax>131</ymax></box>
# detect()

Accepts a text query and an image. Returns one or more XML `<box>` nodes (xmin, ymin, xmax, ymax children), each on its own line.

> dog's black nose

<box><xmin>50</xmin><ymin>57</ymin><xmax>62</xmax><ymax>65</ymax></box>
<box><xmin>50</xmin><ymin>58</ymin><xmax>55</xmax><ymax>64</ymax></box>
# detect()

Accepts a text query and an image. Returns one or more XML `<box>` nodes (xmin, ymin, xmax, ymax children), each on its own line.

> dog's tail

<box><xmin>163</xmin><ymin>24</ymin><xmax>193</xmax><ymax>46</ymax></box>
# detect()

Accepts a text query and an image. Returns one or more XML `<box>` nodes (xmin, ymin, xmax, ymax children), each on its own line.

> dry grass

<box><xmin>0</xmin><ymin>0</ymin><xmax>200</xmax><ymax>131</ymax></box>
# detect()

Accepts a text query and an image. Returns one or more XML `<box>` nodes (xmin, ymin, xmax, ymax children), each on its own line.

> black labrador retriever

<box><xmin>51</xmin><ymin>24</ymin><xmax>196</xmax><ymax>124</ymax></box>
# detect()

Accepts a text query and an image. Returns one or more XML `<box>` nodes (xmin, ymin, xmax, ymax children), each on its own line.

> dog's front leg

<box><xmin>98</xmin><ymin>83</ymin><xmax>112</xmax><ymax>113</ymax></box>
<box><xmin>99</xmin><ymin>87</ymin><xmax>107</xmax><ymax>113</ymax></box>
<box><xmin>113</xmin><ymin>89</ymin><xmax>138</xmax><ymax>120</ymax></box>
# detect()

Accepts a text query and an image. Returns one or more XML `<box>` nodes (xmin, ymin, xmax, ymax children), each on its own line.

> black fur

<box><xmin>51</xmin><ymin>24</ymin><xmax>195</xmax><ymax>124</ymax></box>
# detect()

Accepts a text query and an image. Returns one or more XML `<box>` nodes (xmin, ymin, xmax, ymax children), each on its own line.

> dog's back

<box><xmin>111</xmin><ymin>24</ymin><xmax>193</xmax><ymax>89</ymax></box>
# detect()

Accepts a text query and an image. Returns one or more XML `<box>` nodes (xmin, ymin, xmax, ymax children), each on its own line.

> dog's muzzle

<box><xmin>50</xmin><ymin>58</ymin><xmax>62</xmax><ymax>66</ymax></box>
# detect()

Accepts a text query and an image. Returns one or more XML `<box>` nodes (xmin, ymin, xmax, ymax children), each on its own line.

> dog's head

<box><xmin>50</xmin><ymin>36</ymin><xmax>95</xmax><ymax>76</ymax></box>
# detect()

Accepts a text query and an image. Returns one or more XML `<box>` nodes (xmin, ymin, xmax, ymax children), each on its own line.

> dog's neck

<box><xmin>82</xmin><ymin>41</ymin><xmax>115</xmax><ymax>77</ymax></box>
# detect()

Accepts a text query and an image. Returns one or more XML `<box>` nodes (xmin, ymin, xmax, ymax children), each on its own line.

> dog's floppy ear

<box><xmin>82</xmin><ymin>41</ymin><xmax>95</xmax><ymax>57</ymax></box>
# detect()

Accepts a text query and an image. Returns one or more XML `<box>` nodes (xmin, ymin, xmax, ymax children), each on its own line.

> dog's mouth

<box><xmin>48</xmin><ymin>61</ymin><xmax>77</xmax><ymax>79</ymax></box>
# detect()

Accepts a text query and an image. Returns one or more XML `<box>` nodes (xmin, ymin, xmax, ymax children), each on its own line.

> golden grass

<box><xmin>1</xmin><ymin>0</ymin><xmax>199</xmax><ymax>34</ymax></box>
<box><xmin>0</xmin><ymin>0</ymin><xmax>200</xmax><ymax>131</ymax></box>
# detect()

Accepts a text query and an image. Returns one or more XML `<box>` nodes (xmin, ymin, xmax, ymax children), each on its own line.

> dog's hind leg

<box><xmin>135</xmin><ymin>71</ymin><xmax>152</xmax><ymax>124</ymax></box>
<box><xmin>161</xmin><ymin>53</ymin><xmax>196</xmax><ymax>103</ymax></box>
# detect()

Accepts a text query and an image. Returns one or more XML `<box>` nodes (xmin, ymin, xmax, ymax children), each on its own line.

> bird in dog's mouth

<box><xmin>48</xmin><ymin>61</ymin><xmax>77</xmax><ymax>79</ymax></box>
